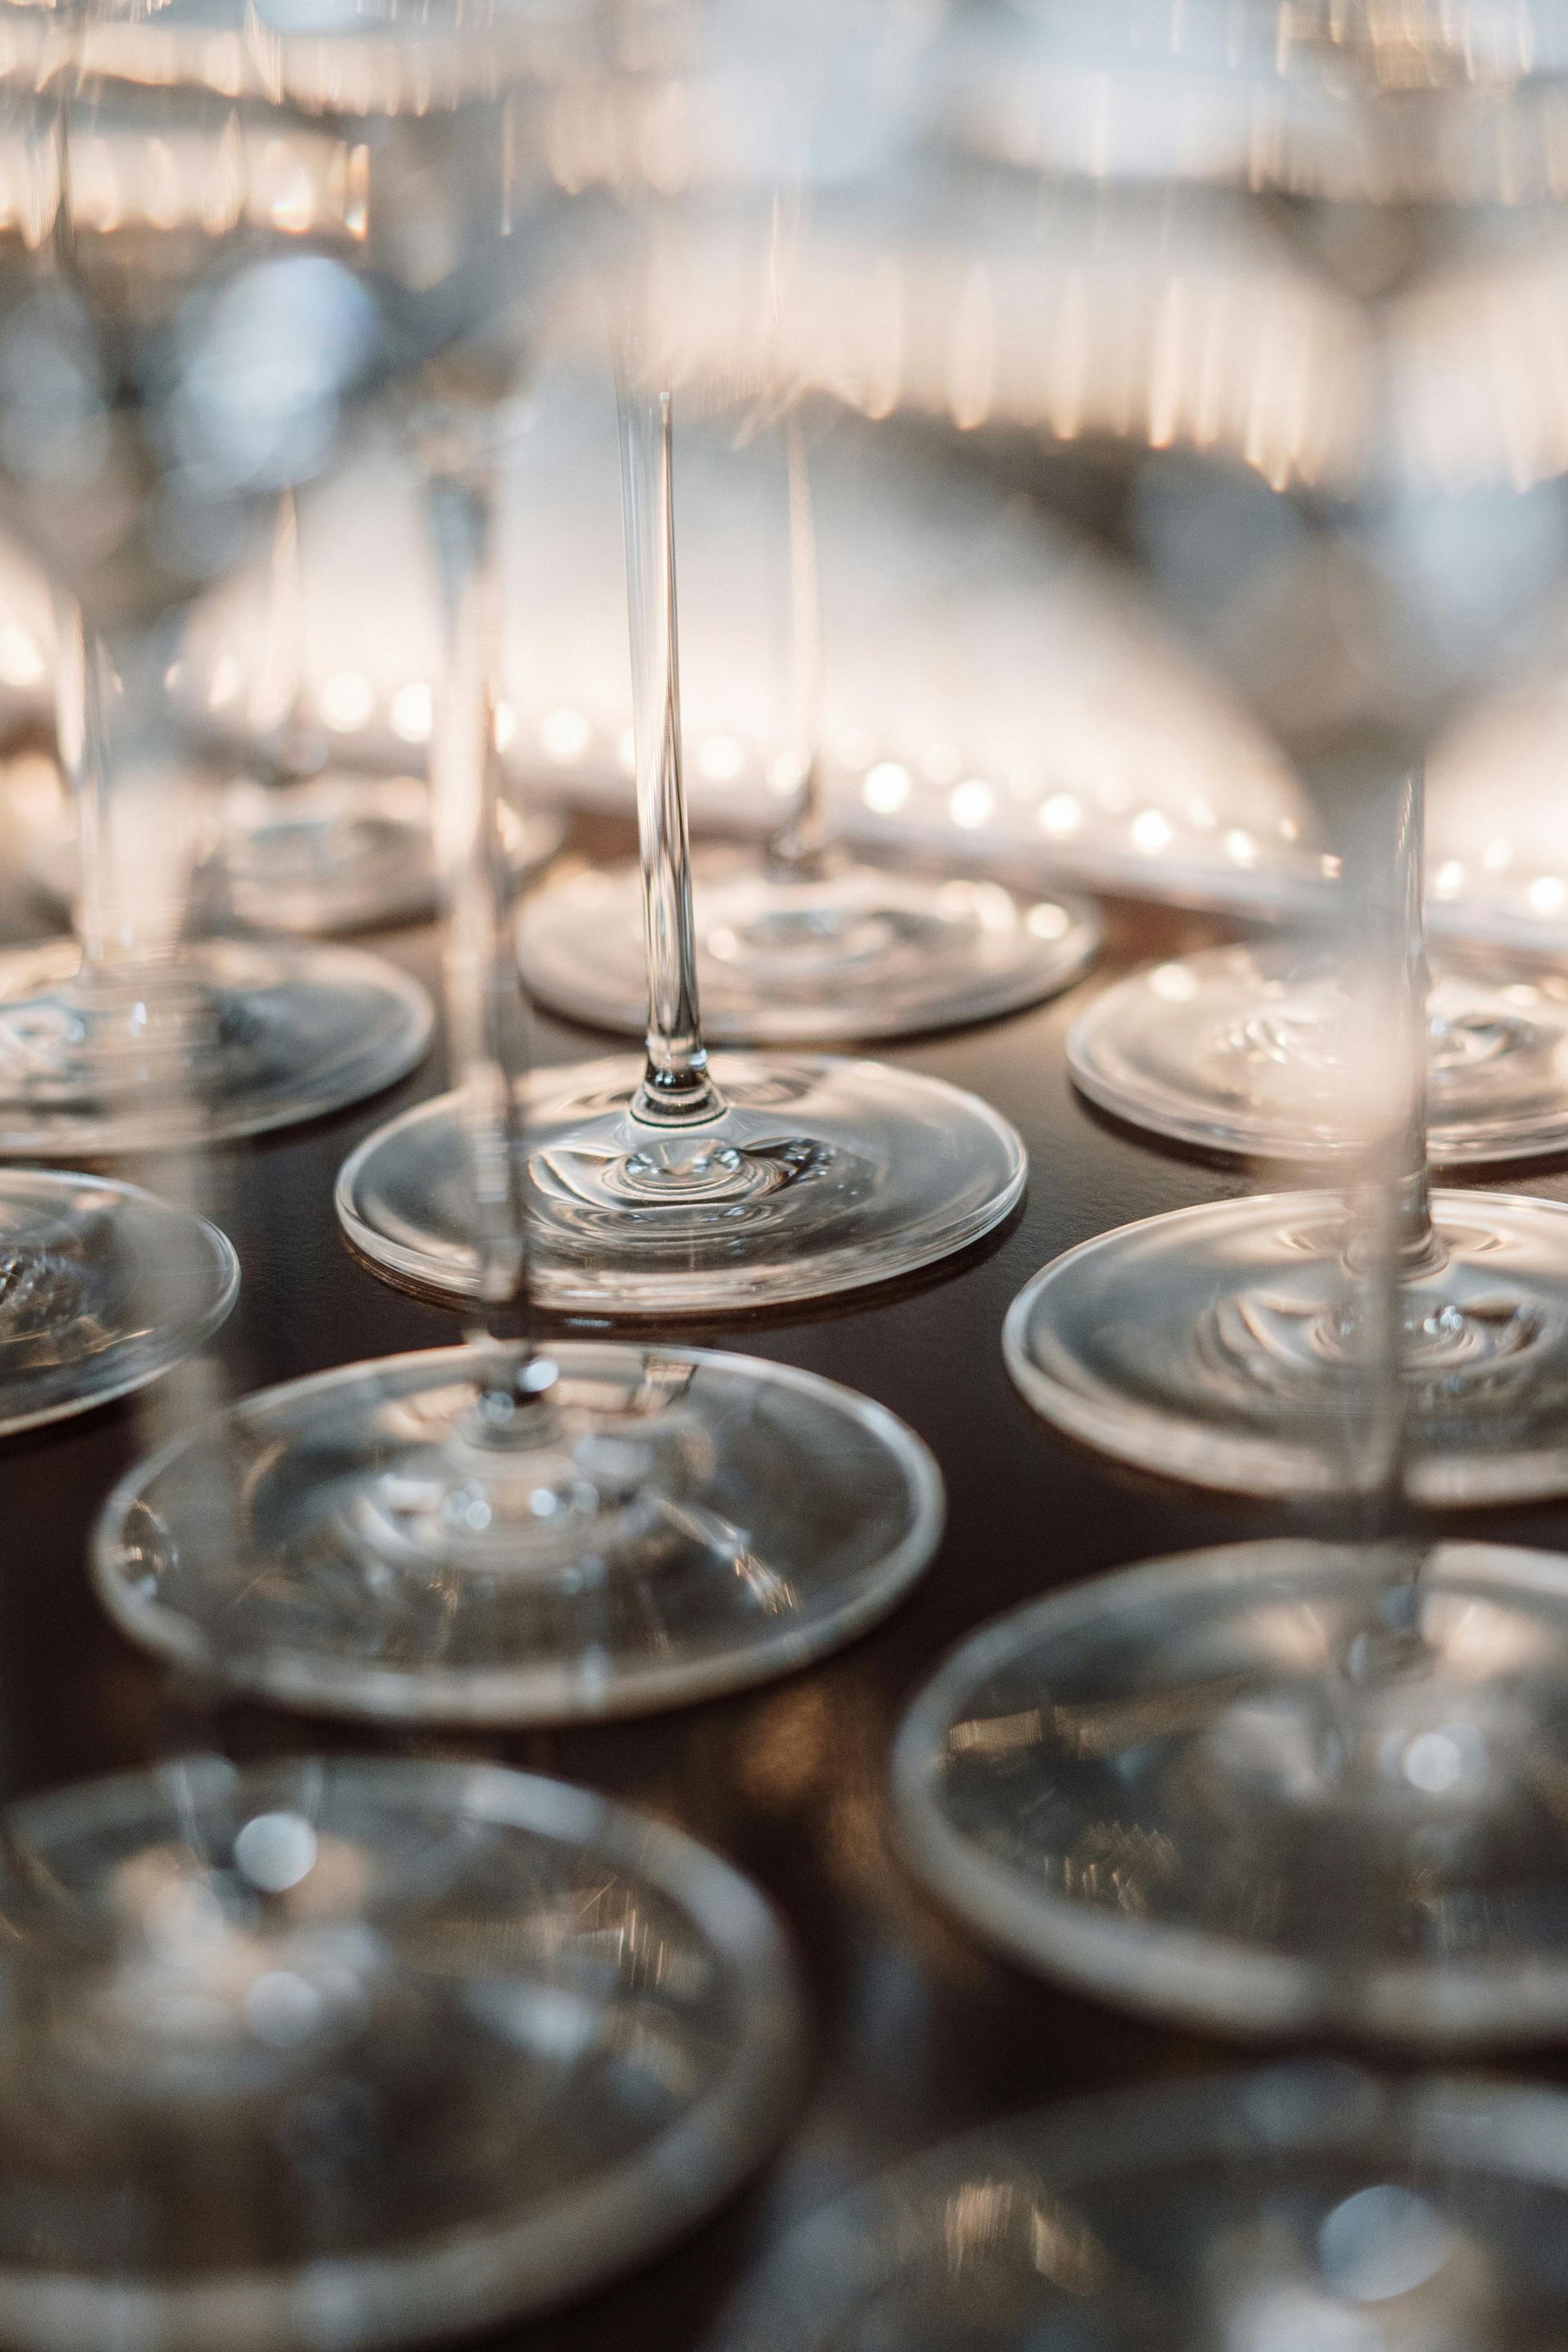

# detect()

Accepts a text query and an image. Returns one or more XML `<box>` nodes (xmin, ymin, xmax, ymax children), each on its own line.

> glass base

<box><xmin>95</xmin><ymin>1339</ymin><xmax>943</xmax><ymax>1722</ymax></box>
<box><xmin>0</xmin><ymin>1169</ymin><xmax>237</xmax><ymax>1437</ymax></box>
<box><xmin>23</xmin><ymin>775</ymin><xmax>567</xmax><ymax>938</ymax></box>
<box><xmin>0</xmin><ymin>938</ymin><xmax>432</xmax><ymax>1156</ymax></box>
<box><xmin>1069</xmin><ymin>940</ymin><xmax>1568</xmax><ymax>1166</ymax></box>
<box><xmin>0</xmin><ymin>1756</ymin><xmax>803</xmax><ymax>2351</ymax></box>
<box><xmin>336</xmin><ymin>1052</ymin><xmax>1026</xmax><ymax>1316</ymax></box>
<box><xmin>893</xmin><ymin>1539</ymin><xmax>1568</xmax><ymax>2045</ymax></box>
<box><xmin>717</xmin><ymin>2065</ymin><xmax>1568</xmax><ymax>2347</ymax></box>
<box><xmin>518</xmin><ymin>852</ymin><xmax>1099</xmax><ymax>1043</ymax></box>
<box><xmin>1005</xmin><ymin>1188</ymin><xmax>1568</xmax><ymax>1507</ymax></box>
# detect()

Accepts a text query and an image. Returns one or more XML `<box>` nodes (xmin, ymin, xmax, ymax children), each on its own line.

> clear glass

<box><xmin>0</xmin><ymin>11</ymin><xmax>433</xmax><ymax>1157</ymax></box>
<box><xmin>96</xmin><ymin>1339</ymin><xmax>942</xmax><ymax>1721</ymax></box>
<box><xmin>0</xmin><ymin>1754</ymin><xmax>804</xmax><ymax>2351</ymax></box>
<box><xmin>714</xmin><ymin>2065</ymin><xmax>1568</xmax><ymax>2348</ymax></box>
<box><xmin>890</xmin><ymin>2</ymin><xmax>1568</xmax><ymax>2051</ymax></box>
<box><xmin>189</xmin><ymin>489</ymin><xmax>565</xmax><ymax>936</ymax></box>
<box><xmin>0</xmin><ymin>1167</ymin><xmax>235</xmax><ymax>1436</ymax></box>
<box><xmin>893</xmin><ymin>1541</ymin><xmax>1568</xmax><ymax>2045</ymax></box>
<box><xmin>342</xmin><ymin>385</ymin><xmax>1027</xmax><ymax>1315</ymax></box>
<box><xmin>94</xmin><ymin>0</ymin><xmax>949</xmax><ymax>1723</ymax></box>
<box><xmin>1069</xmin><ymin>938</ymin><xmax>1568</xmax><ymax>1168</ymax></box>
<box><xmin>519</xmin><ymin>409</ymin><xmax>1100</xmax><ymax>1042</ymax></box>
<box><xmin>21</xmin><ymin>763</ymin><xmax>564</xmax><ymax>938</ymax></box>
<box><xmin>981</xmin><ymin>12</ymin><xmax>1568</xmax><ymax>1509</ymax></box>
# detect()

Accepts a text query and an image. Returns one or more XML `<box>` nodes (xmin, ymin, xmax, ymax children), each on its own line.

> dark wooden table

<box><xmin>8</xmin><ymin>844</ymin><xmax>1568</xmax><ymax>2348</ymax></box>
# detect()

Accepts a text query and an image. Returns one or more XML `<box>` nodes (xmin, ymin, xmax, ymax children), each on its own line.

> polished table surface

<box><xmin>8</xmin><ymin>842</ymin><xmax>1568</xmax><ymax>2349</ymax></box>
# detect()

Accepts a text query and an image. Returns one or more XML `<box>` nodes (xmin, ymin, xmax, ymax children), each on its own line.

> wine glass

<box><xmin>516</xmin><ymin>388</ymin><xmax>1101</xmax><ymax>1045</ymax></box>
<box><xmin>0</xmin><ymin>1752</ymin><xmax>805</xmax><ymax>2348</ymax></box>
<box><xmin>713</xmin><ymin>2067</ymin><xmax>1568</xmax><ymax>2347</ymax></box>
<box><xmin>13</xmin><ymin>480</ymin><xmax>564</xmax><ymax>937</ymax></box>
<box><xmin>91</xmin><ymin>0</ymin><xmax>949</xmax><ymax>1722</ymax></box>
<box><xmin>188</xmin><ymin>483</ymin><xmax>566</xmax><ymax>938</ymax></box>
<box><xmin>0</xmin><ymin>1160</ymin><xmax>237</xmax><ymax>1437</ymax></box>
<box><xmin>889</xmin><ymin>0</ymin><xmax>1568</xmax><ymax>2049</ymax></box>
<box><xmin>935</xmin><ymin>0</ymin><xmax>1568</xmax><ymax>1174</ymax></box>
<box><xmin>960</xmin><ymin>2</ymin><xmax>1568</xmax><ymax>1509</ymax></box>
<box><xmin>0</xmin><ymin>1</ymin><xmax>434</xmax><ymax>1164</ymax></box>
<box><xmin>336</xmin><ymin>9</ymin><xmax>1030</xmax><ymax>1318</ymax></box>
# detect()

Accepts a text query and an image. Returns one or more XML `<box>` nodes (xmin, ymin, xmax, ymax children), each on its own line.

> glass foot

<box><xmin>0</xmin><ymin>1755</ymin><xmax>803</xmax><ymax>2350</ymax></box>
<box><xmin>717</xmin><ymin>2065</ymin><xmax>1568</xmax><ymax>2347</ymax></box>
<box><xmin>518</xmin><ymin>851</ymin><xmax>1099</xmax><ymax>1043</ymax></box>
<box><xmin>0</xmin><ymin>938</ymin><xmax>432</xmax><ymax>1156</ymax></box>
<box><xmin>95</xmin><ymin>1339</ymin><xmax>943</xmax><ymax>1721</ymax></box>
<box><xmin>893</xmin><ymin>1539</ymin><xmax>1568</xmax><ymax>2044</ymax></box>
<box><xmin>21</xmin><ymin>773</ymin><xmax>567</xmax><ymax>938</ymax></box>
<box><xmin>1005</xmin><ymin>1188</ymin><xmax>1568</xmax><ymax>1506</ymax></box>
<box><xmin>1069</xmin><ymin>940</ymin><xmax>1568</xmax><ymax>1166</ymax></box>
<box><xmin>336</xmin><ymin>1052</ymin><xmax>1025</xmax><ymax>1316</ymax></box>
<box><xmin>0</xmin><ymin>1169</ymin><xmax>237</xmax><ymax>1437</ymax></box>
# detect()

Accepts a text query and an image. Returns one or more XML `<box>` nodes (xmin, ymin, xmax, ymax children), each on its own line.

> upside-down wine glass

<box><xmin>0</xmin><ymin>0</ymin><xmax>433</xmax><ymax>1166</ymax></box>
<box><xmin>336</xmin><ymin>10</ymin><xmax>1028</xmax><ymax>1318</ymax></box>
<box><xmin>517</xmin><ymin>388</ymin><xmax>1101</xmax><ymax>1044</ymax></box>
<box><xmin>91</xmin><ymin>0</ymin><xmax>948</xmax><ymax>1722</ymax></box>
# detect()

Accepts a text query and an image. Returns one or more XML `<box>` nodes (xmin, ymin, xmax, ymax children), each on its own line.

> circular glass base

<box><xmin>0</xmin><ymin>1169</ymin><xmax>238</xmax><ymax>1437</ymax></box>
<box><xmin>0</xmin><ymin>938</ymin><xmax>432</xmax><ymax>1157</ymax></box>
<box><xmin>1005</xmin><ymin>1188</ymin><xmax>1568</xmax><ymax>1507</ymax></box>
<box><xmin>0</xmin><ymin>1755</ymin><xmax>803</xmax><ymax>2352</ymax></box>
<box><xmin>517</xmin><ymin>852</ymin><xmax>1100</xmax><ymax>1043</ymax></box>
<box><xmin>95</xmin><ymin>1338</ymin><xmax>943</xmax><ymax>1721</ymax></box>
<box><xmin>216</xmin><ymin>780</ymin><xmax>565</xmax><ymax>937</ymax></box>
<box><xmin>336</xmin><ymin>1053</ymin><xmax>1026</xmax><ymax>1316</ymax></box>
<box><xmin>716</xmin><ymin>2065</ymin><xmax>1568</xmax><ymax>2347</ymax></box>
<box><xmin>893</xmin><ymin>1539</ymin><xmax>1568</xmax><ymax>2045</ymax></box>
<box><xmin>1069</xmin><ymin>940</ymin><xmax>1568</xmax><ymax>1167</ymax></box>
<box><xmin>21</xmin><ymin>773</ymin><xmax>567</xmax><ymax>937</ymax></box>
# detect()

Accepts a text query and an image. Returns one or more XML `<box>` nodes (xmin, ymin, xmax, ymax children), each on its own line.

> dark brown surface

<box><xmin>7</xmin><ymin>845</ymin><xmax>1568</xmax><ymax>2348</ymax></box>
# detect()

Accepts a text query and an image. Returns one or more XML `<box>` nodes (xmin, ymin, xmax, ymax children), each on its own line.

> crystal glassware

<box><xmin>1067</xmin><ymin>934</ymin><xmax>1568</xmax><ymax>1169</ymax></box>
<box><xmin>94</xmin><ymin>0</ymin><xmax>948</xmax><ymax>1722</ymax></box>
<box><xmin>340</xmin><ymin>385</ymin><xmax>1027</xmax><ymax>1318</ymax></box>
<box><xmin>983</xmin><ymin>7</ymin><xmax>1568</xmax><ymax>1508</ymax></box>
<box><xmin>0</xmin><ymin>5</ymin><xmax>434</xmax><ymax>1162</ymax></box>
<box><xmin>518</xmin><ymin>405</ymin><xmax>1099</xmax><ymax>1044</ymax></box>
<box><xmin>0</xmin><ymin>1753</ymin><xmax>804</xmax><ymax>2351</ymax></box>
<box><xmin>895</xmin><ymin>1538</ymin><xmax>1568</xmax><ymax>2043</ymax></box>
<box><xmin>0</xmin><ymin>1165</ymin><xmax>235</xmax><ymax>1436</ymax></box>
<box><xmin>713</xmin><ymin>2065</ymin><xmax>1568</xmax><ymax>2347</ymax></box>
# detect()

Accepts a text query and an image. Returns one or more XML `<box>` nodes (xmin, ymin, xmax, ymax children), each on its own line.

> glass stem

<box><xmin>252</xmin><ymin>489</ymin><xmax>319</xmax><ymax>780</ymax></box>
<box><xmin>1343</xmin><ymin>765</ymin><xmax>1437</xmax><ymax>1530</ymax></box>
<box><xmin>1383</xmin><ymin>766</ymin><xmax>1440</xmax><ymax>1280</ymax></box>
<box><xmin>615</xmin><ymin>376</ymin><xmax>721</xmax><ymax>1125</ymax></box>
<box><xmin>52</xmin><ymin>590</ymin><xmax>114</xmax><ymax>973</ymax></box>
<box><xmin>765</xmin><ymin>410</ymin><xmax>829</xmax><ymax>878</ymax></box>
<box><xmin>47</xmin><ymin>33</ymin><xmax>138</xmax><ymax>987</ymax></box>
<box><xmin>425</xmin><ymin>448</ymin><xmax>553</xmax><ymax>1428</ymax></box>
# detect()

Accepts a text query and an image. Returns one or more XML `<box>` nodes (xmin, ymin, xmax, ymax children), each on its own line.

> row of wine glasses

<box><xmin>699</xmin><ymin>8</ymin><xmax>1568</xmax><ymax>2340</ymax></box>
<box><xmin>0</xmin><ymin>0</ymin><xmax>1030</xmax><ymax>2337</ymax></box>
<box><xmin>862</xmin><ymin>0</ymin><xmax>1568</xmax><ymax>2126</ymax></box>
<box><xmin>16</xmin><ymin>2</ymin><xmax>1568</xmax><ymax>2350</ymax></box>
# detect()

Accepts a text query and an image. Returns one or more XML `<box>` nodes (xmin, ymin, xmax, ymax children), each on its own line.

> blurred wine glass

<box><xmin>0</xmin><ymin>3</ymin><xmax>438</xmax><ymax>1159</ymax></box>
<box><xmin>92</xmin><ymin>0</ymin><xmax>951</xmax><ymax>1724</ymax></box>
<box><xmin>884</xmin><ymin>0</ymin><xmax>1568</xmax><ymax>2053</ymax></box>
<box><xmin>336</xmin><ymin>0</ymin><xmax>1034</xmax><ymax>1317</ymax></box>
